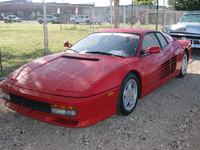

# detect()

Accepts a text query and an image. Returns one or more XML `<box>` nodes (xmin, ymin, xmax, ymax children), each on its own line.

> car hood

<box><xmin>6</xmin><ymin>52</ymin><xmax>126</xmax><ymax>97</ymax></box>
<box><xmin>166</xmin><ymin>22</ymin><xmax>200</xmax><ymax>34</ymax></box>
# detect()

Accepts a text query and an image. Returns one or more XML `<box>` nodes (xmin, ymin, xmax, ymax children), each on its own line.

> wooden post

<box><xmin>114</xmin><ymin>0</ymin><xmax>119</xmax><ymax>28</ymax></box>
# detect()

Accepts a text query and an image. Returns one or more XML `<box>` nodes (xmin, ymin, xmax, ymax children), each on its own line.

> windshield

<box><xmin>179</xmin><ymin>14</ymin><xmax>200</xmax><ymax>23</ymax></box>
<box><xmin>70</xmin><ymin>33</ymin><xmax>140</xmax><ymax>57</ymax></box>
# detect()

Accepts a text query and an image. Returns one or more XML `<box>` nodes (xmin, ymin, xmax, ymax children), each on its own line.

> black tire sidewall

<box><xmin>117</xmin><ymin>73</ymin><xmax>139</xmax><ymax>116</ymax></box>
<box><xmin>86</xmin><ymin>20</ymin><xmax>90</xmax><ymax>25</ymax></box>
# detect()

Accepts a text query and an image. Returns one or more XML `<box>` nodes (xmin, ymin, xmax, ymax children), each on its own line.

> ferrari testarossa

<box><xmin>0</xmin><ymin>28</ymin><xmax>191</xmax><ymax>128</ymax></box>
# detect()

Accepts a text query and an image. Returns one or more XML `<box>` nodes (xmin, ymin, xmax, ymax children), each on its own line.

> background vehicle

<box><xmin>70</xmin><ymin>15</ymin><xmax>101</xmax><ymax>25</ymax></box>
<box><xmin>119</xmin><ymin>16</ymin><xmax>137</xmax><ymax>24</ymax></box>
<box><xmin>4</xmin><ymin>15</ymin><xmax>21</xmax><ymax>23</ymax></box>
<box><xmin>162</xmin><ymin>11</ymin><xmax>200</xmax><ymax>48</ymax></box>
<box><xmin>70</xmin><ymin>15</ymin><xmax>91</xmax><ymax>25</ymax></box>
<box><xmin>37</xmin><ymin>15</ymin><xmax>60</xmax><ymax>24</ymax></box>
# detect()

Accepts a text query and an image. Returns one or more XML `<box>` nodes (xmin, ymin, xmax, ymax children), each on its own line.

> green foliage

<box><xmin>175</xmin><ymin>0</ymin><xmax>200</xmax><ymax>11</ymax></box>
<box><xmin>167</xmin><ymin>0</ymin><xmax>175</xmax><ymax>8</ymax></box>
<box><xmin>133</xmin><ymin>0</ymin><xmax>154</xmax><ymax>7</ymax></box>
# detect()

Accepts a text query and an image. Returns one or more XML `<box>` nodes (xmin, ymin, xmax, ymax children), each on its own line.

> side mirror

<box><xmin>64</xmin><ymin>41</ymin><xmax>72</xmax><ymax>48</ymax></box>
<box><xmin>143</xmin><ymin>46</ymin><xmax>161</xmax><ymax>54</ymax></box>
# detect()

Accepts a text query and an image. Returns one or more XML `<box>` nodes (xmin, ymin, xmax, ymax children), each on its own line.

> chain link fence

<box><xmin>0</xmin><ymin>1</ymin><xmax>185</xmax><ymax>77</ymax></box>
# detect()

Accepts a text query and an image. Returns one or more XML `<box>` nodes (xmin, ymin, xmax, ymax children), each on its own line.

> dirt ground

<box><xmin>0</xmin><ymin>50</ymin><xmax>200</xmax><ymax>150</ymax></box>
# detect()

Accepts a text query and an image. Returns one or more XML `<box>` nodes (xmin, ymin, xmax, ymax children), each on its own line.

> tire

<box><xmin>86</xmin><ymin>20</ymin><xmax>90</xmax><ymax>25</ymax></box>
<box><xmin>117</xmin><ymin>72</ymin><xmax>139</xmax><ymax>116</ymax></box>
<box><xmin>179</xmin><ymin>51</ymin><xmax>188</xmax><ymax>78</ymax></box>
<box><xmin>39</xmin><ymin>20</ymin><xmax>42</xmax><ymax>24</ymax></box>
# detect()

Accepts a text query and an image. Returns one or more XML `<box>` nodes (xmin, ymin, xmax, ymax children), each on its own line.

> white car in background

<box><xmin>162</xmin><ymin>11</ymin><xmax>200</xmax><ymax>48</ymax></box>
<box><xmin>37</xmin><ymin>15</ymin><xmax>60</xmax><ymax>24</ymax></box>
<box><xmin>4</xmin><ymin>15</ymin><xmax>21</xmax><ymax>23</ymax></box>
<box><xmin>70</xmin><ymin>15</ymin><xmax>102</xmax><ymax>25</ymax></box>
<box><xmin>70</xmin><ymin>15</ymin><xmax>91</xmax><ymax>25</ymax></box>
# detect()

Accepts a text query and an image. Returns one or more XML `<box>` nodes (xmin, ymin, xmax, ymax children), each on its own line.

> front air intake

<box><xmin>62</xmin><ymin>56</ymin><xmax>99</xmax><ymax>61</ymax></box>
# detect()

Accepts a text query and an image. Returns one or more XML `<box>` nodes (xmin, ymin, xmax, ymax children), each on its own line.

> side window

<box><xmin>162</xmin><ymin>32</ymin><xmax>174</xmax><ymax>43</ymax></box>
<box><xmin>85</xmin><ymin>16</ymin><xmax>89</xmax><ymax>18</ymax></box>
<box><xmin>155</xmin><ymin>33</ymin><xmax>168</xmax><ymax>49</ymax></box>
<box><xmin>142</xmin><ymin>33</ymin><xmax>160</xmax><ymax>50</ymax></box>
<box><xmin>81</xmin><ymin>16</ymin><xmax>84</xmax><ymax>18</ymax></box>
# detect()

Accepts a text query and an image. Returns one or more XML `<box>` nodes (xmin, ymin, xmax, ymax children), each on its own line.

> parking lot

<box><xmin>0</xmin><ymin>49</ymin><xmax>199</xmax><ymax>150</ymax></box>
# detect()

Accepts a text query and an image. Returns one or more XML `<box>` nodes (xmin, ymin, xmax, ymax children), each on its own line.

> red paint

<box><xmin>0</xmin><ymin>28</ymin><xmax>191</xmax><ymax>127</ymax></box>
<box><xmin>143</xmin><ymin>46</ymin><xmax>161</xmax><ymax>54</ymax></box>
<box><xmin>64</xmin><ymin>41</ymin><xmax>72</xmax><ymax>48</ymax></box>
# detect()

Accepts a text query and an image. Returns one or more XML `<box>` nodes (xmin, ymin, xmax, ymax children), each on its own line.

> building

<box><xmin>0</xmin><ymin>0</ymin><xmax>95</xmax><ymax>20</ymax></box>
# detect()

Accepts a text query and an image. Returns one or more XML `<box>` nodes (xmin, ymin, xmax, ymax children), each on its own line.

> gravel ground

<box><xmin>0</xmin><ymin>50</ymin><xmax>200</xmax><ymax>150</ymax></box>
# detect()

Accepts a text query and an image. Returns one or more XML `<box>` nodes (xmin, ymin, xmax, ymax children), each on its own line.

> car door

<box><xmin>139</xmin><ymin>32</ymin><xmax>170</xmax><ymax>95</ymax></box>
<box><xmin>9</xmin><ymin>16</ymin><xmax>13</xmax><ymax>21</ymax></box>
<box><xmin>76</xmin><ymin>16</ymin><xmax>80</xmax><ymax>23</ymax></box>
<box><xmin>80</xmin><ymin>16</ymin><xmax>84</xmax><ymax>23</ymax></box>
<box><xmin>155</xmin><ymin>32</ymin><xmax>179</xmax><ymax>77</ymax></box>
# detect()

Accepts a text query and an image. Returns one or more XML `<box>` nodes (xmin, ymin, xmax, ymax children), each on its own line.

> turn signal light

<box><xmin>51</xmin><ymin>104</ymin><xmax>77</xmax><ymax>111</ymax></box>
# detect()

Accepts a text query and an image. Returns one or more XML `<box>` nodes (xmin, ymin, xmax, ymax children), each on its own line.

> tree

<box><xmin>167</xmin><ymin>0</ymin><xmax>175</xmax><ymax>8</ymax></box>
<box><xmin>175</xmin><ymin>0</ymin><xmax>200</xmax><ymax>11</ymax></box>
<box><xmin>133</xmin><ymin>0</ymin><xmax>154</xmax><ymax>8</ymax></box>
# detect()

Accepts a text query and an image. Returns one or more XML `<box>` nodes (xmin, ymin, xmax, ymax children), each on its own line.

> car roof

<box><xmin>97</xmin><ymin>28</ymin><xmax>156</xmax><ymax>36</ymax></box>
<box><xmin>183</xmin><ymin>11</ymin><xmax>200</xmax><ymax>15</ymax></box>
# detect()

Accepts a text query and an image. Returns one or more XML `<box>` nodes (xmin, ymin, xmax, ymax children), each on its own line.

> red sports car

<box><xmin>0</xmin><ymin>28</ymin><xmax>191</xmax><ymax>128</ymax></box>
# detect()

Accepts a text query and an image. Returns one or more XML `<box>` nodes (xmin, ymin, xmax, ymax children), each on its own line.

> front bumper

<box><xmin>1</xmin><ymin>81</ymin><xmax>119</xmax><ymax>128</ymax></box>
<box><xmin>170</xmin><ymin>32</ymin><xmax>200</xmax><ymax>48</ymax></box>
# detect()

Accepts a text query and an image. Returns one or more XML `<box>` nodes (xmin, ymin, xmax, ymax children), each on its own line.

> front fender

<box><xmin>82</xmin><ymin>58</ymin><xmax>142</xmax><ymax>97</ymax></box>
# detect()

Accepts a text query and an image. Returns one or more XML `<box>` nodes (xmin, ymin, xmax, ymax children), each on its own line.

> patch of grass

<box><xmin>0</xmin><ymin>22</ymin><xmax>164</xmax><ymax>77</ymax></box>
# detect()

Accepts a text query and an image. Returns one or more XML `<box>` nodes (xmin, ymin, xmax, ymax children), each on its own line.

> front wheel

<box><xmin>117</xmin><ymin>73</ymin><xmax>139</xmax><ymax>116</ymax></box>
<box><xmin>179</xmin><ymin>51</ymin><xmax>188</xmax><ymax>78</ymax></box>
<box><xmin>39</xmin><ymin>20</ymin><xmax>42</xmax><ymax>24</ymax></box>
<box><xmin>86</xmin><ymin>20</ymin><xmax>90</xmax><ymax>25</ymax></box>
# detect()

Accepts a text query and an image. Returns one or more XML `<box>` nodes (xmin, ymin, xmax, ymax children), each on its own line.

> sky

<box><xmin>0</xmin><ymin>0</ymin><xmax>168</xmax><ymax>6</ymax></box>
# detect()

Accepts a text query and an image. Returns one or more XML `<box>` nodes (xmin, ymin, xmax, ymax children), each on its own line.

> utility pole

<box><xmin>114</xmin><ymin>0</ymin><xmax>119</xmax><ymax>28</ymax></box>
<box><xmin>162</xmin><ymin>0</ymin><xmax>165</xmax><ymax>26</ymax></box>
<box><xmin>131</xmin><ymin>0</ymin><xmax>133</xmax><ymax>28</ymax></box>
<box><xmin>136</xmin><ymin>0</ymin><xmax>138</xmax><ymax>25</ymax></box>
<box><xmin>43</xmin><ymin>0</ymin><xmax>49</xmax><ymax>55</ymax></box>
<box><xmin>110</xmin><ymin>0</ymin><xmax>113</xmax><ymax>28</ymax></box>
<box><xmin>156</xmin><ymin>0</ymin><xmax>158</xmax><ymax>30</ymax></box>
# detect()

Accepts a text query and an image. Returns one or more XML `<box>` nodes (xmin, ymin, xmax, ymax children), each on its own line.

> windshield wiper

<box><xmin>65</xmin><ymin>48</ymin><xmax>79</xmax><ymax>53</ymax></box>
<box><xmin>85</xmin><ymin>51</ymin><xmax>125</xmax><ymax>58</ymax></box>
<box><xmin>85</xmin><ymin>51</ymin><xmax>112</xmax><ymax>55</ymax></box>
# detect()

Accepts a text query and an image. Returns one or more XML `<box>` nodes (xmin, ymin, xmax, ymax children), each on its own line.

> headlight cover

<box><xmin>162</xmin><ymin>27</ymin><xmax>170</xmax><ymax>33</ymax></box>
